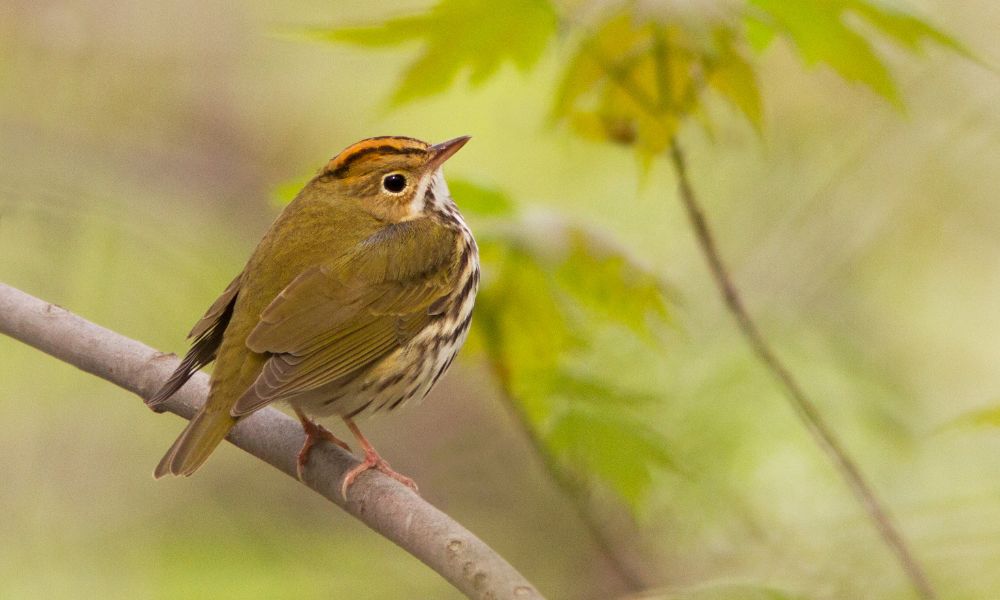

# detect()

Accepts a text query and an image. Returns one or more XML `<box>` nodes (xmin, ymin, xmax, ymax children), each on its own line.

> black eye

<box><xmin>382</xmin><ymin>173</ymin><xmax>407</xmax><ymax>194</ymax></box>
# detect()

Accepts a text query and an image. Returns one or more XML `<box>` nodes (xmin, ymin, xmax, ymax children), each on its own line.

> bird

<box><xmin>146</xmin><ymin>135</ymin><xmax>479</xmax><ymax>497</ymax></box>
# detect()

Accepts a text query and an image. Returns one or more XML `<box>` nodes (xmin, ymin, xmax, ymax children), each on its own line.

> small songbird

<box><xmin>147</xmin><ymin>135</ymin><xmax>478</xmax><ymax>496</ymax></box>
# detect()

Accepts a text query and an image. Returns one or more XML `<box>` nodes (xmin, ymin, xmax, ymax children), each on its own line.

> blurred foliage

<box><xmin>445</xmin><ymin>179</ymin><xmax>515</xmax><ymax>217</ymax></box>
<box><xmin>325</xmin><ymin>0</ymin><xmax>962</xmax><ymax>159</ymax></box>
<box><xmin>459</xmin><ymin>180</ymin><xmax>677</xmax><ymax>505</ymax></box>
<box><xmin>747</xmin><ymin>0</ymin><xmax>967</xmax><ymax>106</ymax></box>
<box><xmin>554</xmin><ymin>10</ymin><xmax>763</xmax><ymax>159</ymax></box>
<box><xmin>303</xmin><ymin>0</ymin><xmax>557</xmax><ymax>104</ymax></box>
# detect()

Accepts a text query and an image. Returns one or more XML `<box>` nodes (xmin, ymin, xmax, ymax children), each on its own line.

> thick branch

<box><xmin>0</xmin><ymin>282</ymin><xmax>542</xmax><ymax>600</ymax></box>
<box><xmin>667</xmin><ymin>140</ymin><xmax>937</xmax><ymax>600</ymax></box>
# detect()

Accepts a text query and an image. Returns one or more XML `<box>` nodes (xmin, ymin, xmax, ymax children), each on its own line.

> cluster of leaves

<box><xmin>746</xmin><ymin>0</ymin><xmax>967</xmax><ymax>105</ymax></box>
<box><xmin>455</xmin><ymin>180</ymin><xmax>678</xmax><ymax>505</ymax></box>
<box><xmin>304</xmin><ymin>0</ymin><xmax>557</xmax><ymax>105</ymax></box>
<box><xmin>554</xmin><ymin>9</ymin><xmax>762</xmax><ymax>159</ymax></box>
<box><xmin>313</xmin><ymin>0</ymin><xmax>963</xmax><ymax>159</ymax></box>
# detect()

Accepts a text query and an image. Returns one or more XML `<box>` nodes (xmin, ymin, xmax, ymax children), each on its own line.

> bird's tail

<box><xmin>154</xmin><ymin>403</ymin><xmax>236</xmax><ymax>478</ymax></box>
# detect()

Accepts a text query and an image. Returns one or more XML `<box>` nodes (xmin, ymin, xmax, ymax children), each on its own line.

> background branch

<box><xmin>482</xmin><ymin>345</ymin><xmax>655</xmax><ymax>595</ymax></box>
<box><xmin>0</xmin><ymin>282</ymin><xmax>543</xmax><ymax>600</ymax></box>
<box><xmin>667</xmin><ymin>139</ymin><xmax>937</xmax><ymax>600</ymax></box>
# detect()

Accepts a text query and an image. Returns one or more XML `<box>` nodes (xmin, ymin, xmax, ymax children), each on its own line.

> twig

<box><xmin>0</xmin><ymin>282</ymin><xmax>543</xmax><ymax>600</ymax></box>
<box><xmin>667</xmin><ymin>140</ymin><xmax>937</xmax><ymax>600</ymax></box>
<box><xmin>487</xmin><ymin>354</ymin><xmax>652</xmax><ymax>594</ymax></box>
<box><xmin>475</xmin><ymin>308</ymin><xmax>655</xmax><ymax>595</ymax></box>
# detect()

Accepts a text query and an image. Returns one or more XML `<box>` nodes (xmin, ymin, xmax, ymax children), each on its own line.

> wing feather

<box><xmin>147</xmin><ymin>273</ymin><xmax>242</xmax><ymax>407</ymax></box>
<box><xmin>231</xmin><ymin>219</ymin><xmax>459</xmax><ymax>417</ymax></box>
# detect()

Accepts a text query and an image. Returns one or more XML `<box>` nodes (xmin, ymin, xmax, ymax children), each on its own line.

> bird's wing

<box><xmin>188</xmin><ymin>273</ymin><xmax>243</xmax><ymax>339</ymax></box>
<box><xmin>147</xmin><ymin>272</ymin><xmax>242</xmax><ymax>407</ymax></box>
<box><xmin>231</xmin><ymin>219</ymin><xmax>460</xmax><ymax>416</ymax></box>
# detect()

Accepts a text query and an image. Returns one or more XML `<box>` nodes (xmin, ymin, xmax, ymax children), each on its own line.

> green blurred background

<box><xmin>1</xmin><ymin>0</ymin><xmax>999</xmax><ymax>598</ymax></box>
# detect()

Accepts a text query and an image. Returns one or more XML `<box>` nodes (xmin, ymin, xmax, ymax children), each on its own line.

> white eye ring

<box><xmin>381</xmin><ymin>172</ymin><xmax>409</xmax><ymax>195</ymax></box>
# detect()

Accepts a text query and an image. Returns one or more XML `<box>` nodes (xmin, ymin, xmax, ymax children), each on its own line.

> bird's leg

<box><xmin>340</xmin><ymin>417</ymin><xmax>418</xmax><ymax>499</ymax></box>
<box><xmin>294</xmin><ymin>407</ymin><xmax>351</xmax><ymax>481</ymax></box>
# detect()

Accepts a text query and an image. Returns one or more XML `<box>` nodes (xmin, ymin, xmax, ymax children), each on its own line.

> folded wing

<box><xmin>232</xmin><ymin>219</ymin><xmax>459</xmax><ymax>416</ymax></box>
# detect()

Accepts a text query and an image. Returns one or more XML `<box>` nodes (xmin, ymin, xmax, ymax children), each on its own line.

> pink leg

<box><xmin>294</xmin><ymin>407</ymin><xmax>351</xmax><ymax>480</ymax></box>
<box><xmin>340</xmin><ymin>418</ymin><xmax>418</xmax><ymax>499</ymax></box>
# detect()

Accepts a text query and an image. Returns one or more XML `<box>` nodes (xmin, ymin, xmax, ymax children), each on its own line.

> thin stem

<box><xmin>667</xmin><ymin>140</ymin><xmax>937</xmax><ymax>600</ymax></box>
<box><xmin>480</xmin><ymin>315</ymin><xmax>653</xmax><ymax>594</ymax></box>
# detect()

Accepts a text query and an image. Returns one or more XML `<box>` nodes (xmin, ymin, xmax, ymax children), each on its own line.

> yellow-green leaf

<box><xmin>546</xmin><ymin>402</ymin><xmax>678</xmax><ymax>505</ymax></box>
<box><xmin>447</xmin><ymin>179</ymin><xmax>515</xmax><ymax>218</ymax></box>
<box><xmin>846</xmin><ymin>0</ymin><xmax>970</xmax><ymax>57</ymax></box>
<box><xmin>749</xmin><ymin>0</ymin><xmax>901</xmax><ymax>105</ymax></box>
<box><xmin>707</xmin><ymin>28</ymin><xmax>763</xmax><ymax>130</ymax></box>
<box><xmin>471</xmin><ymin>207</ymin><xmax>677</xmax><ymax>509</ymax></box>
<box><xmin>555</xmin><ymin>228</ymin><xmax>671</xmax><ymax>340</ymax></box>
<box><xmin>311</xmin><ymin>0</ymin><xmax>557</xmax><ymax>104</ymax></box>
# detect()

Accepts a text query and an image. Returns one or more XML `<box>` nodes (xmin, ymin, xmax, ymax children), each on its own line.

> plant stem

<box><xmin>480</xmin><ymin>316</ymin><xmax>653</xmax><ymax>594</ymax></box>
<box><xmin>667</xmin><ymin>139</ymin><xmax>937</xmax><ymax>600</ymax></box>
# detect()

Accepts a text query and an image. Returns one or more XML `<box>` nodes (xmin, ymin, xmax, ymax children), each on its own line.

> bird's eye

<box><xmin>382</xmin><ymin>173</ymin><xmax>408</xmax><ymax>194</ymax></box>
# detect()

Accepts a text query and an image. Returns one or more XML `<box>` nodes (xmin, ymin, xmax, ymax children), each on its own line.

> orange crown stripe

<box><xmin>327</xmin><ymin>136</ymin><xmax>429</xmax><ymax>176</ymax></box>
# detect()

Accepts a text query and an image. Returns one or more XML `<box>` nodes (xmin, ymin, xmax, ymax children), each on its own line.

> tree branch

<box><xmin>667</xmin><ymin>140</ymin><xmax>937</xmax><ymax>600</ymax></box>
<box><xmin>0</xmin><ymin>282</ymin><xmax>543</xmax><ymax>600</ymax></box>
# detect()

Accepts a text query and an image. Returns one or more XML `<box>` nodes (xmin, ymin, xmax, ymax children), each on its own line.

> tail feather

<box><xmin>154</xmin><ymin>406</ymin><xmax>236</xmax><ymax>478</ymax></box>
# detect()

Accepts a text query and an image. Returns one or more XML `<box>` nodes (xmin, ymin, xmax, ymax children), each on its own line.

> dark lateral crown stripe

<box><xmin>329</xmin><ymin>138</ymin><xmax>428</xmax><ymax>177</ymax></box>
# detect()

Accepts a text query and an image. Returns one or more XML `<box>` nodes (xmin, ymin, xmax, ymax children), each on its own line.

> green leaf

<box><xmin>553</xmin><ymin>12</ymin><xmax>690</xmax><ymax>158</ymax></box>
<box><xmin>748</xmin><ymin>0</ymin><xmax>901</xmax><ymax>105</ymax></box>
<box><xmin>746</xmin><ymin>0</ymin><xmax>967</xmax><ymax>106</ymax></box>
<box><xmin>554</xmin><ymin>227</ymin><xmax>671</xmax><ymax>340</ymax></box>
<box><xmin>553</xmin><ymin>12</ymin><xmax>649</xmax><ymax>118</ymax></box>
<box><xmin>483</xmin><ymin>243</ymin><xmax>579</xmax><ymax>372</ymax></box>
<box><xmin>744</xmin><ymin>13</ymin><xmax>778</xmax><ymax>52</ymax></box>
<box><xmin>546</xmin><ymin>402</ymin><xmax>678</xmax><ymax>505</ymax></box>
<box><xmin>554</xmin><ymin>9</ymin><xmax>766</xmax><ymax>158</ymax></box>
<box><xmin>471</xmin><ymin>208</ymin><xmax>677</xmax><ymax>507</ymax></box>
<box><xmin>447</xmin><ymin>179</ymin><xmax>515</xmax><ymax>218</ymax></box>
<box><xmin>476</xmin><ymin>215</ymin><xmax>673</xmax><ymax>342</ymax></box>
<box><xmin>311</xmin><ymin>0</ymin><xmax>557</xmax><ymax>104</ymax></box>
<box><xmin>846</xmin><ymin>0</ymin><xmax>971</xmax><ymax>57</ymax></box>
<box><xmin>537</xmin><ymin>371</ymin><xmax>661</xmax><ymax>408</ymax></box>
<box><xmin>707</xmin><ymin>28</ymin><xmax>764</xmax><ymax>130</ymax></box>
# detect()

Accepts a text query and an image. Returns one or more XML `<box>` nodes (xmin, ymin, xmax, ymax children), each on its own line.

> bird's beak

<box><xmin>427</xmin><ymin>136</ymin><xmax>471</xmax><ymax>170</ymax></box>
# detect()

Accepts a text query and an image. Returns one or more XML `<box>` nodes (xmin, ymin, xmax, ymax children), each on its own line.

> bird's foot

<box><xmin>295</xmin><ymin>414</ymin><xmax>351</xmax><ymax>481</ymax></box>
<box><xmin>340</xmin><ymin>447</ymin><xmax>418</xmax><ymax>499</ymax></box>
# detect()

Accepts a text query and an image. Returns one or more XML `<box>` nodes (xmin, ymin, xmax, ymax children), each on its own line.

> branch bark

<box><xmin>667</xmin><ymin>140</ymin><xmax>937</xmax><ymax>600</ymax></box>
<box><xmin>0</xmin><ymin>282</ymin><xmax>543</xmax><ymax>600</ymax></box>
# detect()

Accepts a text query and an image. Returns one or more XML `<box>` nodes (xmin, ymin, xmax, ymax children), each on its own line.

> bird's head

<box><xmin>318</xmin><ymin>135</ymin><xmax>470</xmax><ymax>222</ymax></box>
